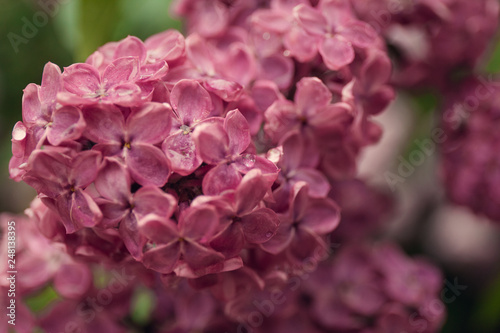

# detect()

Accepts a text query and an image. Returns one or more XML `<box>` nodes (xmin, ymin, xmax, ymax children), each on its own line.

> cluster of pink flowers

<box><xmin>9</xmin><ymin>0</ymin><xmax>485</xmax><ymax>332</ymax></box>
<box><xmin>440</xmin><ymin>77</ymin><xmax>500</xmax><ymax>222</ymax></box>
<box><xmin>350</xmin><ymin>0</ymin><xmax>499</xmax><ymax>89</ymax></box>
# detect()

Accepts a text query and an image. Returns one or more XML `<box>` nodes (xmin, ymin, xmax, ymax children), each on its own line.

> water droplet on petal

<box><xmin>265</xmin><ymin>232</ymin><xmax>273</xmax><ymax>238</ymax></box>
<box><xmin>263</xmin><ymin>32</ymin><xmax>271</xmax><ymax>40</ymax></box>
<box><xmin>283</xmin><ymin>50</ymin><xmax>291</xmax><ymax>57</ymax></box>
<box><xmin>242</xmin><ymin>153</ymin><xmax>256</xmax><ymax>168</ymax></box>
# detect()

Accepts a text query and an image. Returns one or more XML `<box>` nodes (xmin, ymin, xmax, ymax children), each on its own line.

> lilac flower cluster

<box><xmin>7</xmin><ymin>0</ymin><xmax>449</xmax><ymax>332</ymax></box>
<box><xmin>350</xmin><ymin>0</ymin><xmax>499</xmax><ymax>89</ymax></box>
<box><xmin>441</xmin><ymin>77</ymin><xmax>500</xmax><ymax>222</ymax></box>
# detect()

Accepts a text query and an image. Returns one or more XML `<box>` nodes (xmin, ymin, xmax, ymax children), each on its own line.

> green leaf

<box><xmin>76</xmin><ymin>0</ymin><xmax>122</xmax><ymax>62</ymax></box>
<box><xmin>130</xmin><ymin>287</ymin><xmax>156</xmax><ymax>325</ymax></box>
<box><xmin>471</xmin><ymin>273</ymin><xmax>500</xmax><ymax>330</ymax></box>
<box><xmin>25</xmin><ymin>285</ymin><xmax>60</xmax><ymax>313</ymax></box>
<box><xmin>485</xmin><ymin>36</ymin><xmax>500</xmax><ymax>74</ymax></box>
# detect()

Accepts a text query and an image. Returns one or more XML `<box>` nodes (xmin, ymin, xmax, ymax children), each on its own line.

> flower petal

<box><xmin>300</xmin><ymin>197</ymin><xmax>340</xmax><ymax>234</ymax></box>
<box><xmin>127</xmin><ymin>102</ymin><xmax>172</xmax><ymax>144</ymax></box>
<box><xmin>125</xmin><ymin>143</ymin><xmax>170</xmax><ymax>187</ymax></box>
<box><xmin>62</xmin><ymin>63</ymin><xmax>101</xmax><ymax>96</ymax></box>
<box><xmin>138</xmin><ymin>213</ymin><xmax>179</xmax><ymax>244</ymax></box>
<box><xmin>40</xmin><ymin>62</ymin><xmax>62</xmax><ymax>106</ymax></box>
<box><xmin>70</xmin><ymin>190</ymin><xmax>102</xmax><ymax>230</ymax></box>
<box><xmin>71</xmin><ymin>150</ymin><xmax>102</xmax><ymax>189</ymax></box>
<box><xmin>192</xmin><ymin>121</ymin><xmax>229</xmax><ymax>165</ymax></box>
<box><xmin>295</xmin><ymin>77</ymin><xmax>332</xmax><ymax>118</ymax></box>
<box><xmin>319</xmin><ymin>35</ymin><xmax>355</xmax><ymax>71</ymax></box>
<box><xmin>82</xmin><ymin>104</ymin><xmax>124</xmax><ymax>143</ymax></box>
<box><xmin>47</xmin><ymin>106</ymin><xmax>86</xmax><ymax>146</ymax></box>
<box><xmin>170</xmin><ymin>79</ymin><xmax>212</xmax><ymax>125</ymax></box>
<box><xmin>293</xmin><ymin>4</ymin><xmax>328</xmax><ymax>36</ymax></box>
<box><xmin>240</xmin><ymin>208</ymin><xmax>280</xmax><ymax>244</ymax></box>
<box><xmin>225</xmin><ymin>109</ymin><xmax>251</xmax><ymax>156</ymax></box>
<box><xmin>162</xmin><ymin>131</ymin><xmax>202</xmax><ymax>175</ymax></box>
<box><xmin>235</xmin><ymin>169</ymin><xmax>268</xmax><ymax>215</ymax></box>
<box><xmin>133</xmin><ymin>186</ymin><xmax>177</xmax><ymax>219</ymax></box>
<box><xmin>102</xmin><ymin>56</ymin><xmax>140</xmax><ymax>87</ymax></box>
<box><xmin>142</xmin><ymin>242</ymin><xmax>181</xmax><ymax>273</ymax></box>
<box><xmin>202</xmin><ymin>164</ymin><xmax>242</xmax><ymax>196</ymax></box>
<box><xmin>94</xmin><ymin>158</ymin><xmax>131</xmax><ymax>202</ymax></box>
<box><xmin>179</xmin><ymin>205</ymin><xmax>218</xmax><ymax>242</ymax></box>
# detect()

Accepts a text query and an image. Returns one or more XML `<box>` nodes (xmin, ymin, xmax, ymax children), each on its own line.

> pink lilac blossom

<box><xmin>441</xmin><ymin>77</ymin><xmax>500</xmax><ymax>222</ymax></box>
<box><xmin>350</xmin><ymin>0</ymin><xmax>500</xmax><ymax>89</ymax></box>
<box><xmin>5</xmin><ymin>1</ymin><xmax>448</xmax><ymax>332</ymax></box>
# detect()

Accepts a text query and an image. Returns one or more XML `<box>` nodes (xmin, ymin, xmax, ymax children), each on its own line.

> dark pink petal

<box><xmin>171</xmin><ymin>79</ymin><xmax>212</xmax><ymax>125</ymax></box>
<box><xmin>291</xmin><ymin>182</ymin><xmax>309</xmax><ymax>222</ymax></box>
<box><xmin>300</xmin><ymin>197</ymin><xmax>340</xmax><ymax>234</ymax></box>
<box><xmin>47</xmin><ymin>106</ymin><xmax>86</xmax><ymax>146</ymax></box>
<box><xmin>22</xmin><ymin>83</ymin><xmax>42</xmax><ymax>125</ymax></box>
<box><xmin>127</xmin><ymin>102</ymin><xmax>172</xmax><ymax>144</ymax></box>
<box><xmin>133</xmin><ymin>186</ymin><xmax>177</xmax><ymax>218</ymax></box>
<box><xmin>25</xmin><ymin>150</ymin><xmax>69</xmax><ymax>197</ymax></box>
<box><xmin>341</xmin><ymin>21</ymin><xmax>377</xmax><ymax>48</ymax></box>
<box><xmin>192</xmin><ymin>122</ymin><xmax>229</xmax><ymax>165</ymax></box>
<box><xmin>319</xmin><ymin>35</ymin><xmax>355</xmax><ymax>71</ymax></box>
<box><xmin>182</xmin><ymin>241</ymin><xmax>224</xmax><ymax>273</ymax></box>
<box><xmin>97</xmin><ymin>200</ymin><xmax>127</xmax><ymax>228</ymax></box>
<box><xmin>105</xmin><ymin>82</ymin><xmax>143</xmax><ymax>107</ymax></box>
<box><xmin>102</xmin><ymin>56</ymin><xmax>139</xmax><ymax>88</ymax></box>
<box><xmin>145</xmin><ymin>29</ymin><xmax>186</xmax><ymax>63</ymax></box>
<box><xmin>93</xmin><ymin>143</ymin><xmax>123</xmax><ymax>157</ymax></box>
<box><xmin>62</xmin><ymin>63</ymin><xmax>101</xmax><ymax>96</ymax></box>
<box><xmin>295</xmin><ymin>77</ymin><xmax>332</xmax><ymax>117</ymax></box>
<box><xmin>114</xmin><ymin>36</ymin><xmax>147</xmax><ymax>63</ymax></box>
<box><xmin>142</xmin><ymin>242</ymin><xmax>181</xmax><ymax>273</ymax></box>
<box><xmin>363</xmin><ymin>86</ymin><xmax>395</xmax><ymax>115</ymax></box>
<box><xmin>202</xmin><ymin>164</ymin><xmax>242</xmax><ymax>196</ymax></box>
<box><xmin>11</xmin><ymin>122</ymin><xmax>27</xmax><ymax>158</ymax></box>
<box><xmin>162</xmin><ymin>131</ymin><xmax>202</xmax><ymax>175</ymax></box>
<box><xmin>292</xmin><ymin>168</ymin><xmax>330</xmax><ymax>198</ymax></box>
<box><xmin>235</xmin><ymin>169</ymin><xmax>268</xmax><ymax>216</ymax></box>
<box><xmin>138</xmin><ymin>214</ymin><xmax>179</xmax><ymax>244</ymax></box>
<box><xmin>258</xmin><ymin>55</ymin><xmax>294</xmax><ymax>90</ymax></box>
<box><xmin>40</xmin><ymin>62</ymin><xmax>62</xmax><ymax>107</ymax></box>
<box><xmin>253</xmin><ymin>156</ymin><xmax>280</xmax><ymax>186</ymax></box>
<box><xmin>71</xmin><ymin>150</ymin><xmax>102</xmax><ymax>188</ymax></box>
<box><xmin>241</xmin><ymin>208</ymin><xmax>280</xmax><ymax>244</ymax></box>
<box><xmin>289</xmin><ymin>227</ymin><xmax>326</xmax><ymax>261</ymax></box>
<box><xmin>125</xmin><ymin>143</ymin><xmax>170</xmax><ymax>187</ymax></box>
<box><xmin>82</xmin><ymin>104</ymin><xmax>124</xmax><ymax>143</ymax></box>
<box><xmin>203</xmin><ymin>78</ymin><xmax>242</xmax><ymax>102</ymax></box>
<box><xmin>120</xmin><ymin>214</ymin><xmax>146</xmax><ymax>260</ymax></box>
<box><xmin>95</xmin><ymin>159</ymin><xmax>131</xmax><ymax>201</ymax></box>
<box><xmin>293</xmin><ymin>4</ymin><xmax>328</xmax><ymax>36</ymax></box>
<box><xmin>309</xmin><ymin>103</ymin><xmax>353</xmax><ymax>141</ymax></box>
<box><xmin>280</xmin><ymin>130</ymin><xmax>304</xmax><ymax>172</ymax></box>
<box><xmin>260</xmin><ymin>220</ymin><xmax>295</xmax><ymax>254</ymax></box>
<box><xmin>264</xmin><ymin>100</ymin><xmax>298</xmax><ymax>143</ymax></box>
<box><xmin>70</xmin><ymin>190</ymin><xmax>102</xmax><ymax>229</ymax></box>
<box><xmin>225</xmin><ymin>109</ymin><xmax>250</xmax><ymax>155</ymax></box>
<box><xmin>53</xmin><ymin>263</ymin><xmax>92</xmax><ymax>299</ymax></box>
<box><xmin>179</xmin><ymin>205</ymin><xmax>218</xmax><ymax>242</ymax></box>
<box><xmin>210</xmin><ymin>222</ymin><xmax>245</xmax><ymax>258</ymax></box>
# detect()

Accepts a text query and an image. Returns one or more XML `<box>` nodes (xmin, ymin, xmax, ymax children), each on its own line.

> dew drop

<box><xmin>265</xmin><ymin>232</ymin><xmax>273</xmax><ymax>238</ymax></box>
<box><xmin>263</xmin><ymin>32</ymin><xmax>271</xmax><ymax>40</ymax></box>
<box><xmin>242</xmin><ymin>153</ymin><xmax>256</xmax><ymax>168</ymax></box>
<box><xmin>283</xmin><ymin>50</ymin><xmax>291</xmax><ymax>57</ymax></box>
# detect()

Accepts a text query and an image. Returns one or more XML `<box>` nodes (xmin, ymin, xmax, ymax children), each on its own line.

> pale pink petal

<box><xmin>62</xmin><ymin>63</ymin><xmax>101</xmax><ymax>96</ymax></box>
<box><xmin>192</xmin><ymin>122</ymin><xmax>229</xmax><ymax>165</ymax></box>
<box><xmin>341</xmin><ymin>21</ymin><xmax>377</xmax><ymax>48</ymax></box>
<box><xmin>292</xmin><ymin>168</ymin><xmax>331</xmax><ymax>198</ymax></box>
<box><xmin>250</xmin><ymin>10</ymin><xmax>291</xmax><ymax>33</ymax></box>
<box><xmin>319</xmin><ymin>35</ymin><xmax>355</xmax><ymax>71</ymax></box>
<box><xmin>114</xmin><ymin>36</ymin><xmax>147</xmax><ymax>63</ymax></box>
<box><xmin>162</xmin><ymin>131</ymin><xmax>202</xmax><ymax>175</ymax></box>
<box><xmin>22</xmin><ymin>83</ymin><xmax>42</xmax><ymax>125</ymax></box>
<box><xmin>203</xmin><ymin>78</ymin><xmax>243</xmax><ymax>102</ymax></box>
<box><xmin>186</xmin><ymin>34</ymin><xmax>216</xmax><ymax>74</ymax></box>
<box><xmin>284</xmin><ymin>26</ymin><xmax>319</xmax><ymax>62</ymax></box>
<box><xmin>258</xmin><ymin>55</ymin><xmax>294</xmax><ymax>90</ymax></box>
<box><xmin>145</xmin><ymin>29</ymin><xmax>186</xmax><ymax>63</ymax></box>
<box><xmin>295</xmin><ymin>77</ymin><xmax>332</xmax><ymax>117</ymax></box>
<box><xmin>102</xmin><ymin>56</ymin><xmax>140</xmax><ymax>88</ymax></box>
<box><xmin>40</xmin><ymin>62</ymin><xmax>62</xmax><ymax>106</ymax></box>
<box><xmin>225</xmin><ymin>109</ymin><xmax>251</xmax><ymax>155</ymax></box>
<box><xmin>171</xmin><ymin>79</ymin><xmax>212</xmax><ymax>125</ymax></box>
<box><xmin>105</xmin><ymin>82</ymin><xmax>143</xmax><ymax>107</ymax></box>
